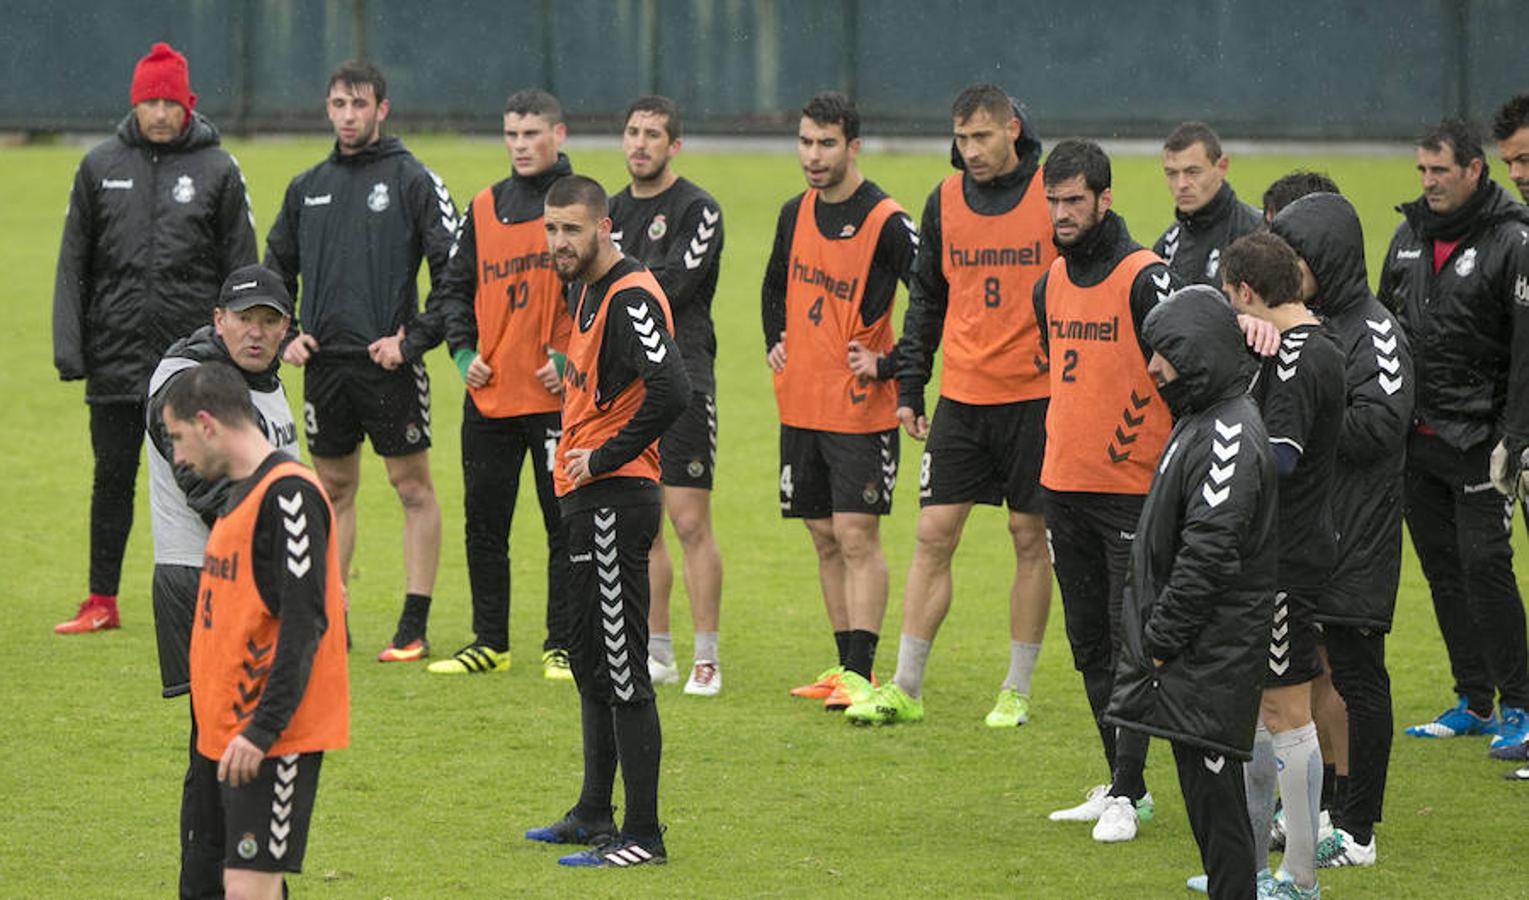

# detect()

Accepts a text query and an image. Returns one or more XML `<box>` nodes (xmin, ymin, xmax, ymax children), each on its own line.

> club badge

<box><xmin>237</xmin><ymin>834</ymin><xmax>258</xmax><ymax>860</ymax></box>
<box><xmin>647</xmin><ymin>214</ymin><xmax>667</xmax><ymax>241</ymax></box>
<box><xmin>368</xmin><ymin>182</ymin><xmax>390</xmax><ymax>213</ymax></box>
<box><xmin>687</xmin><ymin>460</ymin><xmax>704</xmax><ymax>478</ymax></box>
<box><xmin>1455</xmin><ymin>246</ymin><xmax>1477</xmax><ymax>277</ymax></box>
<box><xmin>172</xmin><ymin>174</ymin><xmax>195</xmax><ymax>204</ymax></box>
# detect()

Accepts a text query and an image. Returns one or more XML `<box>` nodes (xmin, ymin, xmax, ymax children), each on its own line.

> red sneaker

<box><xmin>54</xmin><ymin>596</ymin><xmax>120</xmax><ymax>634</ymax></box>
<box><xmin>377</xmin><ymin>638</ymin><xmax>429</xmax><ymax>662</ymax></box>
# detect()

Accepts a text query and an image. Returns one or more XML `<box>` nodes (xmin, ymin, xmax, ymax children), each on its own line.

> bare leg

<box><xmin>382</xmin><ymin>450</ymin><xmax>440</xmax><ymax>596</ymax></box>
<box><xmin>802</xmin><ymin>517</ymin><xmax>848</xmax><ymax>632</ymax></box>
<box><xmin>832</xmin><ymin>512</ymin><xmax>887</xmax><ymax>634</ymax></box>
<box><xmin>648</xmin><ymin>529</ymin><xmax>673</xmax><ymax>636</ymax></box>
<box><xmin>1009</xmin><ymin>510</ymin><xmax>1051</xmax><ymax>644</ymax></box>
<box><xmin>1312</xmin><ymin>645</ymin><xmax>1350</xmax><ymax>775</ymax></box>
<box><xmin>312</xmin><ymin>452</ymin><xmax>361</xmax><ymax>586</ymax></box>
<box><xmin>899</xmin><ymin>503</ymin><xmax>971</xmax><ymax>641</ymax></box>
<box><xmin>666</xmin><ymin>486</ymin><xmax>722</xmax><ymax>634</ymax></box>
<box><xmin>223</xmin><ymin>868</ymin><xmax>283</xmax><ymax>900</ymax></box>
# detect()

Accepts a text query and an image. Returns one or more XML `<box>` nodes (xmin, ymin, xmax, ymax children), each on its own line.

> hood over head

<box><xmin>1268</xmin><ymin>192</ymin><xmax>1368</xmax><ymax>315</ymax></box>
<box><xmin>949</xmin><ymin>97</ymin><xmax>1043</xmax><ymax>178</ymax></box>
<box><xmin>1142</xmin><ymin>285</ymin><xmax>1253</xmax><ymax>418</ymax></box>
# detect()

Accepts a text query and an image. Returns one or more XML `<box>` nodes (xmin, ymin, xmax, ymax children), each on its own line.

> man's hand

<box><xmin>1152</xmin><ymin>657</ymin><xmax>1164</xmax><ymax>668</ymax></box>
<box><xmin>897</xmin><ymin>405</ymin><xmax>930</xmax><ymax>441</ymax></box>
<box><xmin>217</xmin><ymin>734</ymin><xmax>264</xmax><ymax>788</ymax></box>
<box><xmin>1235</xmin><ymin>314</ymin><xmax>1280</xmax><ymax>357</ymax></box>
<box><xmin>766</xmin><ymin>340</ymin><xmax>787</xmax><ymax>373</ymax></box>
<box><xmin>367</xmin><ymin>326</ymin><xmax>406</xmax><ymax>370</ymax></box>
<box><xmin>282</xmin><ymin>333</ymin><xmax>320</xmax><ymax>367</ymax></box>
<box><xmin>846</xmin><ymin>340</ymin><xmax>882</xmax><ymax>378</ymax></box>
<box><xmin>563</xmin><ymin>447</ymin><xmax>594</xmax><ymax>488</ymax></box>
<box><xmin>465</xmin><ymin>356</ymin><xmax>493</xmax><ymax>390</ymax></box>
<box><xmin>533</xmin><ymin>355</ymin><xmax>562</xmax><ymax>395</ymax></box>
<box><xmin>1490</xmin><ymin>438</ymin><xmax>1529</xmax><ymax>500</ymax></box>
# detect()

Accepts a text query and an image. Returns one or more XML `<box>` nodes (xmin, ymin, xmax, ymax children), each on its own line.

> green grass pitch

<box><xmin>1</xmin><ymin>133</ymin><xmax>1524</xmax><ymax>897</ymax></box>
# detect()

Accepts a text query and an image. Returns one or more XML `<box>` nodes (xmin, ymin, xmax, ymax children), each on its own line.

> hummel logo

<box><xmin>303</xmin><ymin>194</ymin><xmax>332</xmax><ymax>206</ymax></box>
<box><xmin>1396</xmin><ymin>248</ymin><xmax>1422</xmax><ymax>260</ymax></box>
<box><xmin>1204</xmin><ymin>754</ymin><xmax>1226</xmax><ymax>774</ymax></box>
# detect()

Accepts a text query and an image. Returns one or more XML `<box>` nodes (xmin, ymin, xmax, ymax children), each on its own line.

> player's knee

<box><xmin>912</xmin><ymin>519</ymin><xmax>959</xmax><ymax>564</ymax></box>
<box><xmin>1009</xmin><ymin>515</ymin><xmax>1048</xmax><ymax>561</ymax></box>
<box><xmin>834</xmin><ymin>527</ymin><xmax>880</xmax><ymax>564</ymax></box>
<box><xmin>669</xmin><ymin>507</ymin><xmax>713</xmax><ymax>547</ymax></box>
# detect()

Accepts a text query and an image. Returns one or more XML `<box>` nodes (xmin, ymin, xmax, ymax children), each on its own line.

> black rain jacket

<box><xmin>1378</xmin><ymin>178</ymin><xmax>1529</xmax><ymax>452</ymax></box>
<box><xmin>1273</xmin><ymin>193</ymin><xmax>1414</xmax><ymax>631</ymax></box>
<box><xmin>1151</xmin><ymin>182</ymin><xmax>1263</xmax><ymax>287</ymax></box>
<box><xmin>1106</xmin><ymin>286</ymin><xmax>1276</xmax><ymax>761</ymax></box>
<box><xmin>53</xmin><ymin>112</ymin><xmax>257</xmax><ymax>401</ymax></box>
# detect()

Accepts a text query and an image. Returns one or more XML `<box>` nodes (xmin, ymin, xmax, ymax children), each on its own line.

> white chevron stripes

<box><xmin>684</xmin><ymin>206</ymin><xmax>719</xmax><ymax>270</ymax></box>
<box><xmin>428</xmin><ymin>170</ymin><xmax>458</xmax><ymax>236</ymax></box>
<box><xmin>879</xmin><ymin>433</ymin><xmax>897</xmax><ymax>499</ymax></box>
<box><xmin>279</xmin><ymin>490</ymin><xmax>311</xmax><ymax>578</ymax></box>
<box><xmin>1151</xmin><ymin>270</ymin><xmax>1171</xmax><ymax>304</ymax></box>
<box><xmin>268</xmin><ymin>753</ymin><xmax>299</xmax><ymax>859</ymax></box>
<box><xmin>625</xmin><ymin>300</ymin><xmax>668</xmax><ymax>363</ymax></box>
<box><xmin>1204</xmin><ymin>753</ymin><xmax>1226</xmax><ymax>774</ymax></box>
<box><xmin>1367</xmin><ymin>318</ymin><xmax>1403</xmax><ymax>395</ymax></box>
<box><xmin>1163</xmin><ymin>225</ymin><xmax>1181</xmax><ymax>262</ymax></box>
<box><xmin>1268</xmin><ymin>592</ymin><xmax>1291</xmax><ymax>675</ymax></box>
<box><xmin>1202</xmin><ymin>419</ymin><xmax>1241</xmax><ymax>508</ymax></box>
<box><xmin>1277</xmin><ymin>329</ymin><xmax>1308</xmax><ymax>381</ymax></box>
<box><xmin>594</xmin><ymin>508</ymin><xmax>634</xmax><ymax>700</ymax></box>
<box><xmin>412</xmin><ymin>363</ymin><xmax>432</xmax><ymax>438</ymax></box>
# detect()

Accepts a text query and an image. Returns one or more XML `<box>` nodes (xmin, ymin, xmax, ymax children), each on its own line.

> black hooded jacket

<box><xmin>53</xmin><ymin>112</ymin><xmax>257</xmax><ymax>402</ymax></box>
<box><xmin>1105</xmin><ymin>286</ymin><xmax>1276</xmax><ymax>761</ymax></box>
<box><xmin>1151</xmin><ymin>182</ymin><xmax>1264</xmax><ymax>286</ymax></box>
<box><xmin>894</xmin><ymin>101</ymin><xmax>1044</xmax><ymax>415</ymax></box>
<box><xmin>1377</xmin><ymin>177</ymin><xmax>1529</xmax><ymax>452</ymax></box>
<box><xmin>1272</xmin><ymin>193</ymin><xmax>1414</xmax><ymax>630</ymax></box>
<box><xmin>263</xmin><ymin>135</ymin><xmax>458</xmax><ymax>358</ymax></box>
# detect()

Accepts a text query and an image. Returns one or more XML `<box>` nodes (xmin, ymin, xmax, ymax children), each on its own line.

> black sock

<box><xmin>574</xmin><ymin>694</ymin><xmax>617</xmax><ymax>823</ymax></box>
<box><xmin>844</xmin><ymin>630</ymin><xmax>879</xmax><ymax>679</ymax></box>
<box><xmin>612</xmin><ymin>700</ymin><xmax>663</xmax><ymax>840</ymax></box>
<box><xmin>1333</xmin><ymin>774</ymin><xmax>1349</xmax><ymax>818</ymax></box>
<box><xmin>1321</xmin><ymin>763</ymin><xmax>1337</xmax><ymax>809</ymax></box>
<box><xmin>833</xmin><ymin>630</ymin><xmax>852</xmax><ymax>667</ymax></box>
<box><xmin>392</xmin><ymin>593</ymin><xmax>432</xmax><ymax>644</ymax></box>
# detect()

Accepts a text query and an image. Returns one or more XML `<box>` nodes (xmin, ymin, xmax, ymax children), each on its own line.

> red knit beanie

<box><xmin>130</xmin><ymin>42</ymin><xmax>196</xmax><ymax>112</ymax></box>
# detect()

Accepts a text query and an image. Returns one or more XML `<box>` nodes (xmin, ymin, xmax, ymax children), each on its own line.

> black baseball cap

<box><xmin>218</xmin><ymin>264</ymin><xmax>293</xmax><ymax>317</ymax></box>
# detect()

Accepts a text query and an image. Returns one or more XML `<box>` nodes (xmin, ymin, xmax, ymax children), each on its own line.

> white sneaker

<box><xmin>1315</xmin><ymin>827</ymin><xmax>1376</xmax><ymax>868</ymax></box>
<box><xmin>649</xmin><ymin>657</ymin><xmax>680</xmax><ymax>685</ymax></box>
<box><xmin>1092</xmin><ymin>795</ymin><xmax>1139</xmax><ymax>842</ymax></box>
<box><xmin>1048</xmin><ymin>784</ymin><xmax>1112</xmax><ymax>822</ymax></box>
<box><xmin>683</xmin><ymin>660</ymin><xmax>721</xmax><ymax>696</ymax></box>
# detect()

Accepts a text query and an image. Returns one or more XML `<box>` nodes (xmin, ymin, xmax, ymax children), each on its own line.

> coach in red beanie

<box><xmin>131</xmin><ymin>41</ymin><xmax>196</xmax><ymax>114</ymax></box>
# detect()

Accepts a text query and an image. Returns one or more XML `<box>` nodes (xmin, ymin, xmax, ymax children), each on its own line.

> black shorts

<box><xmin>659</xmin><ymin>392</ymin><xmax>716</xmax><ymax>489</ymax></box>
<box><xmin>151</xmin><ymin>564</ymin><xmax>199</xmax><ymax>698</ymax></box>
<box><xmin>779</xmin><ymin>425</ymin><xmax>898</xmax><ymax>518</ymax></box>
<box><xmin>302</xmin><ymin>358</ymin><xmax>432</xmax><ymax>458</ymax></box>
<box><xmin>1266</xmin><ymin>590</ymin><xmax>1323</xmax><ymax>687</ymax></box>
<box><xmin>919</xmin><ymin>396</ymin><xmax>1046</xmax><ymax>512</ymax></box>
<box><xmin>217</xmin><ymin>751</ymin><xmax>325</xmax><ymax>873</ymax></box>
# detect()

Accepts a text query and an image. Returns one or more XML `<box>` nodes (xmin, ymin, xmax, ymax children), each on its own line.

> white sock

<box><xmin>693</xmin><ymin>631</ymin><xmax>718</xmax><ymax>663</ymax></box>
<box><xmin>892</xmin><ymin>635</ymin><xmax>932</xmax><ymax>698</ymax></box>
<box><xmin>1273</xmin><ymin>722</ymin><xmax>1322</xmax><ymax>889</ymax></box>
<box><xmin>1244</xmin><ymin>723</ymin><xmax>1277</xmax><ymax>868</ymax></box>
<box><xmin>1001</xmin><ymin>641</ymin><xmax>1042</xmax><ymax>694</ymax></box>
<box><xmin>648</xmin><ymin>632</ymin><xmax>674</xmax><ymax>666</ymax></box>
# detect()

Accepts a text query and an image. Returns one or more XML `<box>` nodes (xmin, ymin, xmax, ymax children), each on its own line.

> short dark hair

<box><xmin>801</xmin><ymin>91</ymin><xmax>860</xmax><ymax>142</ymax></box>
<box><xmin>1164</xmin><ymin>121</ymin><xmax>1223</xmax><ymax>161</ymax></box>
<box><xmin>1043</xmin><ymin>139</ymin><xmax>1111</xmax><ymax>193</ymax></box>
<box><xmin>1262</xmin><ymin>170</ymin><xmax>1341</xmax><ymax>220</ymax></box>
<box><xmin>1419</xmin><ymin>117</ymin><xmax>1486</xmax><ymax>168</ymax></box>
<box><xmin>161</xmin><ymin>362</ymin><xmax>258</xmax><ymax>428</ymax></box>
<box><xmin>545</xmin><ymin>174</ymin><xmax>608</xmax><ymax>220</ymax></box>
<box><xmin>625</xmin><ymin>95</ymin><xmax>681</xmax><ymax>141</ymax></box>
<box><xmin>505</xmin><ymin>88</ymin><xmax>563</xmax><ymax>123</ymax></box>
<box><xmin>328</xmin><ymin>59</ymin><xmax>386</xmax><ymax>103</ymax></box>
<box><xmin>951</xmin><ymin>83</ymin><xmax>1014</xmax><ymax>125</ymax></box>
<box><xmin>1492</xmin><ymin>93</ymin><xmax>1529</xmax><ymax>142</ymax></box>
<box><xmin>1221</xmin><ymin>232</ymin><xmax>1303</xmax><ymax>308</ymax></box>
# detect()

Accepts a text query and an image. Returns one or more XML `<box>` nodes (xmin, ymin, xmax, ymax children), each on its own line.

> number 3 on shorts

<box><xmin>303</xmin><ymin>402</ymin><xmax>318</xmax><ymax>436</ymax></box>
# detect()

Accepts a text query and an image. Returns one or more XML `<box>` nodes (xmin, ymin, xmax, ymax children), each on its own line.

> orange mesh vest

<box><xmin>773</xmin><ymin>190</ymin><xmax>901</xmax><ymax>433</ymax></box>
<box><xmin>1039</xmin><ymin>249</ymin><xmax>1171</xmax><ymax>495</ymax></box>
<box><xmin>554</xmin><ymin>267</ymin><xmax>674</xmax><ymax>497</ymax></box>
<box><xmin>469</xmin><ymin>186</ymin><xmax>572</xmax><ymax>417</ymax></box>
<box><xmin>191</xmin><ymin>460</ymin><xmax>349</xmax><ymax>759</ymax></box>
<box><xmin>937</xmin><ymin>170</ymin><xmax>1056</xmax><ymax>404</ymax></box>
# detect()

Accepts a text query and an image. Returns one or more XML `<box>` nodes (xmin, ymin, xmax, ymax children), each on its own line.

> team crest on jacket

<box><xmin>647</xmin><ymin>214</ymin><xmax>667</xmax><ymax>241</ymax></box>
<box><xmin>172</xmin><ymin>174</ymin><xmax>195</xmax><ymax>204</ymax></box>
<box><xmin>237</xmin><ymin>834</ymin><xmax>258</xmax><ymax>860</ymax></box>
<box><xmin>1455</xmin><ymin>246</ymin><xmax>1477</xmax><ymax>277</ymax></box>
<box><xmin>368</xmin><ymin>182</ymin><xmax>391</xmax><ymax>213</ymax></box>
<box><xmin>839</xmin><ymin>223</ymin><xmax>858</xmax><ymax>238</ymax></box>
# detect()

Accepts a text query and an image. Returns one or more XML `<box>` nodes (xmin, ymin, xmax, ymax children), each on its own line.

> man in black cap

<box><xmin>145</xmin><ymin>264</ymin><xmax>298</xmax><ymax>896</ymax></box>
